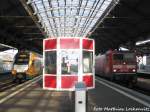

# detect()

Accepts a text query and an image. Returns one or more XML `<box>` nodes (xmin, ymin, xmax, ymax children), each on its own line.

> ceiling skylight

<box><xmin>29</xmin><ymin>0</ymin><xmax>115</xmax><ymax>37</ymax></box>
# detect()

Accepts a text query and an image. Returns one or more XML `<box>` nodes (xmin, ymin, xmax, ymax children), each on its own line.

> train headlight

<box><xmin>113</xmin><ymin>69</ymin><xmax>117</xmax><ymax>72</ymax></box>
<box><xmin>132</xmin><ymin>69</ymin><xmax>136</xmax><ymax>72</ymax></box>
<box><xmin>12</xmin><ymin>70</ymin><xmax>17</xmax><ymax>75</ymax></box>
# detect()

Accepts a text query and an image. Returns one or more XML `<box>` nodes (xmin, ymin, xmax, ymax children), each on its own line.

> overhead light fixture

<box><xmin>136</xmin><ymin>39</ymin><xmax>150</xmax><ymax>46</ymax></box>
<box><xmin>27</xmin><ymin>0</ymin><xmax>31</xmax><ymax>5</ymax></box>
<box><xmin>119</xmin><ymin>47</ymin><xmax>129</xmax><ymax>51</ymax></box>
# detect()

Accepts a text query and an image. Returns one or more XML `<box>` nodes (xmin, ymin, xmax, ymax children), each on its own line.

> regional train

<box><xmin>11</xmin><ymin>50</ymin><xmax>42</xmax><ymax>83</ymax></box>
<box><xmin>95</xmin><ymin>50</ymin><xmax>137</xmax><ymax>85</ymax></box>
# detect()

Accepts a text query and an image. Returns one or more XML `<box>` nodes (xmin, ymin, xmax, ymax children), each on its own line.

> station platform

<box><xmin>0</xmin><ymin>76</ymin><xmax>149</xmax><ymax>112</ymax></box>
<box><xmin>136</xmin><ymin>78</ymin><xmax>150</xmax><ymax>92</ymax></box>
<box><xmin>137</xmin><ymin>70</ymin><xmax>150</xmax><ymax>79</ymax></box>
<box><xmin>137</xmin><ymin>70</ymin><xmax>150</xmax><ymax>75</ymax></box>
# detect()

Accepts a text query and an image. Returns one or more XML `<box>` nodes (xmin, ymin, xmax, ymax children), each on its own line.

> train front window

<box><xmin>113</xmin><ymin>53</ymin><xmax>135</xmax><ymax>61</ymax></box>
<box><xmin>124</xmin><ymin>53</ymin><xmax>135</xmax><ymax>61</ymax></box>
<box><xmin>113</xmin><ymin>54</ymin><xmax>123</xmax><ymax>61</ymax></box>
<box><xmin>14</xmin><ymin>53</ymin><xmax>29</xmax><ymax>64</ymax></box>
<box><xmin>45</xmin><ymin>51</ymin><xmax>56</xmax><ymax>74</ymax></box>
<box><xmin>61</xmin><ymin>50</ymin><xmax>79</xmax><ymax>75</ymax></box>
<box><xmin>83</xmin><ymin>51</ymin><xmax>93</xmax><ymax>73</ymax></box>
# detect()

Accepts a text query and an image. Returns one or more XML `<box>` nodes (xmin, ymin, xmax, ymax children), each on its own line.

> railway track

<box><xmin>0</xmin><ymin>80</ymin><xmax>17</xmax><ymax>92</ymax></box>
<box><xmin>115</xmin><ymin>81</ymin><xmax>150</xmax><ymax>96</ymax></box>
<box><xmin>96</xmin><ymin>75</ymin><xmax>150</xmax><ymax>97</ymax></box>
<box><xmin>0</xmin><ymin>74</ymin><xmax>18</xmax><ymax>92</ymax></box>
<box><xmin>133</xmin><ymin>86</ymin><xmax>150</xmax><ymax>96</ymax></box>
<box><xmin>0</xmin><ymin>74</ymin><xmax>41</xmax><ymax>92</ymax></box>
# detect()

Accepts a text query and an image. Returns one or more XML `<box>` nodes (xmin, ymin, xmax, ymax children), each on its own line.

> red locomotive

<box><xmin>95</xmin><ymin>50</ymin><xmax>137</xmax><ymax>84</ymax></box>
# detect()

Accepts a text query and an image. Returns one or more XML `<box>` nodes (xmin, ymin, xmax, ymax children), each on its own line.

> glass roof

<box><xmin>30</xmin><ymin>0</ymin><xmax>113</xmax><ymax>37</ymax></box>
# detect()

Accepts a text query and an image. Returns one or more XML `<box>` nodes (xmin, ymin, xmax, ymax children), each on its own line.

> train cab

<box><xmin>11</xmin><ymin>50</ymin><xmax>42</xmax><ymax>83</ymax></box>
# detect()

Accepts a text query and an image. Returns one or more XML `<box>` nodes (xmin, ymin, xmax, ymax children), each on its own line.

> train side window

<box><xmin>32</xmin><ymin>60</ymin><xmax>35</xmax><ymax>65</ymax></box>
<box><xmin>34</xmin><ymin>60</ymin><xmax>39</xmax><ymax>68</ymax></box>
<box><xmin>83</xmin><ymin>51</ymin><xmax>93</xmax><ymax>73</ymax></box>
<box><xmin>45</xmin><ymin>51</ymin><xmax>56</xmax><ymax>74</ymax></box>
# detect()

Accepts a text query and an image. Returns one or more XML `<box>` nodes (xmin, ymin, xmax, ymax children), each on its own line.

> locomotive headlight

<box><xmin>132</xmin><ymin>69</ymin><xmax>136</xmax><ymax>72</ymax></box>
<box><xmin>113</xmin><ymin>69</ymin><xmax>117</xmax><ymax>72</ymax></box>
<box><xmin>12</xmin><ymin>70</ymin><xmax>17</xmax><ymax>75</ymax></box>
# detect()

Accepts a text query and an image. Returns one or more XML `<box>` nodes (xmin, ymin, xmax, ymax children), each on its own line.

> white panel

<box><xmin>14</xmin><ymin>65</ymin><xmax>28</xmax><ymax>73</ymax></box>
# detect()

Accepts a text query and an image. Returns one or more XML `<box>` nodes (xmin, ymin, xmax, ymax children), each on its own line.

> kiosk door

<box><xmin>61</xmin><ymin>50</ymin><xmax>79</xmax><ymax>75</ymax></box>
<box><xmin>60</xmin><ymin>50</ymin><xmax>79</xmax><ymax>89</ymax></box>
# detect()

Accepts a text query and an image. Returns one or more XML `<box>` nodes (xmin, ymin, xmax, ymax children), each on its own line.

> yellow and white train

<box><xmin>11</xmin><ymin>50</ymin><xmax>42</xmax><ymax>83</ymax></box>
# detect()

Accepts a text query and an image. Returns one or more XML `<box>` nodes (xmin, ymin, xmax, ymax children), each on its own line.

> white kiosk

<box><xmin>43</xmin><ymin>37</ymin><xmax>95</xmax><ymax>112</ymax></box>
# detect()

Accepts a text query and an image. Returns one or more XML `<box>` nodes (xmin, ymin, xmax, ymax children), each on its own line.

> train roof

<box><xmin>106</xmin><ymin>50</ymin><xmax>135</xmax><ymax>54</ymax></box>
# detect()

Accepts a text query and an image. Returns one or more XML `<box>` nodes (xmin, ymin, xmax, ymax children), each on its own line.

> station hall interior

<box><xmin>0</xmin><ymin>0</ymin><xmax>150</xmax><ymax>112</ymax></box>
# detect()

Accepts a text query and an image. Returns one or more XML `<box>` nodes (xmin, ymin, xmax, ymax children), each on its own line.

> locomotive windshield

<box><xmin>113</xmin><ymin>53</ymin><xmax>135</xmax><ymax>61</ymax></box>
<box><xmin>14</xmin><ymin>52</ymin><xmax>29</xmax><ymax>64</ymax></box>
<box><xmin>113</xmin><ymin>54</ymin><xmax>123</xmax><ymax>60</ymax></box>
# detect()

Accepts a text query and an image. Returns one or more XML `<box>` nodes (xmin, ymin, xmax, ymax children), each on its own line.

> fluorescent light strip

<box><xmin>136</xmin><ymin>39</ymin><xmax>150</xmax><ymax>45</ymax></box>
